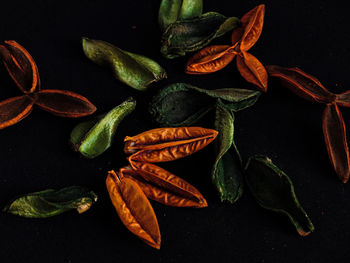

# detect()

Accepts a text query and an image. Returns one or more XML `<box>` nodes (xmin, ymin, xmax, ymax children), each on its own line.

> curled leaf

<box><xmin>212</xmin><ymin>104</ymin><xmax>243</xmax><ymax>203</ymax></box>
<box><xmin>0</xmin><ymin>40</ymin><xmax>40</xmax><ymax>93</ymax></box>
<box><xmin>240</xmin><ymin>4</ymin><xmax>265</xmax><ymax>52</ymax></box>
<box><xmin>34</xmin><ymin>89</ymin><xmax>97</xmax><ymax>117</ymax></box>
<box><xmin>186</xmin><ymin>45</ymin><xmax>236</xmax><ymax>74</ymax></box>
<box><xmin>3</xmin><ymin>186</ymin><xmax>98</xmax><ymax>218</ymax></box>
<box><xmin>323</xmin><ymin>104</ymin><xmax>350</xmax><ymax>183</ymax></box>
<box><xmin>161</xmin><ymin>12</ymin><xmax>240</xmax><ymax>59</ymax></box>
<box><xmin>71</xmin><ymin>97</ymin><xmax>136</xmax><ymax>158</ymax></box>
<box><xmin>245</xmin><ymin>155</ymin><xmax>314</xmax><ymax>236</ymax></box>
<box><xmin>82</xmin><ymin>38</ymin><xmax>166</xmax><ymax>91</ymax></box>
<box><xmin>0</xmin><ymin>95</ymin><xmax>34</xmax><ymax>129</ymax></box>
<box><xmin>267</xmin><ymin>65</ymin><xmax>335</xmax><ymax>103</ymax></box>
<box><xmin>124</xmin><ymin>127</ymin><xmax>218</xmax><ymax>162</ymax></box>
<box><xmin>236</xmin><ymin>52</ymin><xmax>268</xmax><ymax>92</ymax></box>
<box><xmin>159</xmin><ymin>0</ymin><xmax>203</xmax><ymax>31</ymax></box>
<box><xmin>121</xmin><ymin>164</ymin><xmax>207</xmax><ymax>208</ymax></box>
<box><xmin>106</xmin><ymin>170</ymin><xmax>161</xmax><ymax>249</ymax></box>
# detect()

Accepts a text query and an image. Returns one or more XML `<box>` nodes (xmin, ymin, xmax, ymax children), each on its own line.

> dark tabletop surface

<box><xmin>1</xmin><ymin>0</ymin><xmax>350</xmax><ymax>262</ymax></box>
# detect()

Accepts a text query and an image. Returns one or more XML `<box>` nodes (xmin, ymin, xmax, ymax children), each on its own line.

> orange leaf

<box><xmin>124</xmin><ymin>127</ymin><xmax>218</xmax><ymax>162</ymax></box>
<box><xmin>121</xmin><ymin>165</ymin><xmax>207</xmax><ymax>208</ymax></box>
<box><xmin>231</xmin><ymin>27</ymin><xmax>245</xmax><ymax>47</ymax></box>
<box><xmin>185</xmin><ymin>45</ymin><xmax>236</xmax><ymax>74</ymax></box>
<box><xmin>323</xmin><ymin>104</ymin><xmax>350</xmax><ymax>183</ymax></box>
<box><xmin>106</xmin><ymin>170</ymin><xmax>161</xmax><ymax>249</ymax></box>
<box><xmin>0</xmin><ymin>40</ymin><xmax>40</xmax><ymax>93</ymax></box>
<box><xmin>240</xmin><ymin>4</ymin><xmax>265</xmax><ymax>52</ymax></box>
<box><xmin>0</xmin><ymin>95</ymin><xmax>34</xmax><ymax>129</ymax></box>
<box><xmin>236</xmin><ymin>52</ymin><xmax>268</xmax><ymax>91</ymax></box>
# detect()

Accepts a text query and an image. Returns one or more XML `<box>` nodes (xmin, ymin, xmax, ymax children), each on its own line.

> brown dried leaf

<box><xmin>335</xmin><ymin>91</ymin><xmax>350</xmax><ymax>107</ymax></box>
<box><xmin>106</xmin><ymin>170</ymin><xmax>161</xmax><ymax>249</ymax></box>
<box><xmin>121</xmin><ymin>165</ymin><xmax>207</xmax><ymax>208</ymax></box>
<box><xmin>124</xmin><ymin>127</ymin><xmax>218</xmax><ymax>162</ymax></box>
<box><xmin>185</xmin><ymin>45</ymin><xmax>236</xmax><ymax>74</ymax></box>
<box><xmin>323</xmin><ymin>104</ymin><xmax>350</xmax><ymax>183</ymax></box>
<box><xmin>236</xmin><ymin>52</ymin><xmax>268</xmax><ymax>92</ymax></box>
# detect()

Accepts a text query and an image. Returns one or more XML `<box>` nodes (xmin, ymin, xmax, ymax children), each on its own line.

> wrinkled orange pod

<box><xmin>0</xmin><ymin>95</ymin><xmax>35</xmax><ymax>129</ymax></box>
<box><xmin>236</xmin><ymin>52</ymin><xmax>268</xmax><ymax>92</ymax></box>
<box><xmin>124</xmin><ymin>127</ymin><xmax>218</xmax><ymax>162</ymax></box>
<box><xmin>121</xmin><ymin>164</ymin><xmax>207</xmax><ymax>208</ymax></box>
<box><xmin>185</xmin><ymin>45</ymin><xmax>236</xmax><ymax>74</ymax></box>
<box><xmin>240</xmin><ymin>4</ymin><xmax>265</xmax><ymax>52</ymax></box>
<box><xmin>323</xmin><ymin>104</ymin><xmax>350</xmax><ymax>183</ymax></box>
<box><xmin>0</xmin><ymin>40</ymin><xmax>40</xmax><ymax>93</ymax></box>
<box><xmin>267</xmin><ymin>65</ymin><xmax>335</xmax><ymax>103</ymax></box>
<box><xmin>106</xmin><ymin>170</ymin><xmax>161</xmax><ymax>249</ymax></box>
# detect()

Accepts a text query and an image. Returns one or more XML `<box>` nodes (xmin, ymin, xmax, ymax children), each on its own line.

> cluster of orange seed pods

<box><xmin>106</xmin><ymin>127</ymin><xmax>218</xmax><ymax>249</ymax></box>
<box><xmin>186</xmin><ymin>5</ymin><xmax>268</xmax><ymax>92</ymax></box>
<box><xmin>0</xmin><ymin>41</ymin><xmax>96</xmax><ymax>129</ymax></box>
<box><xmin>267</xmin><ymin>65</ymin><xmax>350</xmax><ymax>183</ymax></box>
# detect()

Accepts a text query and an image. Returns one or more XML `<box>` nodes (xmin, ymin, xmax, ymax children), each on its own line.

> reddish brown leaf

<box><xmin>0</xmin><ymin>95</ymin><xmax>34</xmax><ymax>129</ymax></box>
<box><xmin>231</xmin><ymin>27</ymin><xmax>245</xmax><ymax>47</ymax></box>
<box><xmin>335</xmin><ymin>91</ymin><xmax>350</xmax><ymax>107</ymax></box>
<box><xmin>35</xmin><ymin>90</ymin><xmax>96</xmax><ymax>117</ymax></box>
<box><xmin>267</xmin><ymin>65</ymin><xmax>335</xmax><ymax>103</ymax></box>
<box><xmin>106</xmin><ymin>170</ymin><xmax>161</xmax><ymax>249</ymax></box>
<box><xmin>0</xmin><ymin>41</ymin><xmax>40</xmax><ymax>93</ymax></box>
<box><xmin>236</xmin><ymin>52</ymin><xmax>268</xmax><ymax>92</ymax></box>
<box><xmin>124</xmin><ymin>127</ymin><xmax>218</xmax><ymax>162</ymax></box>
<box><xmin>120</xmin><ymin>165</ymin><xmax>207</xmax><ymax>208</ymax></box>
<box><xmin>186</xmin><ymin>45</ymin><xmax>236</xmax><ymax>74</ymax></box>
<box><xmin>240</xmin><ymin>4</ymin><xmax>265</xmax><ymax>52</ymax></box>
<box><xmin>323</xmin><ymin>104</ymin><xmax>350</xmax><ymax>183</ymax></box>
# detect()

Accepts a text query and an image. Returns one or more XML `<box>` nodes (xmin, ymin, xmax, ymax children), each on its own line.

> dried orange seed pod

<box><xmin>106</xmin><ymin>170</ymin><xmax>161</xmax><ymax>249</ymax></box>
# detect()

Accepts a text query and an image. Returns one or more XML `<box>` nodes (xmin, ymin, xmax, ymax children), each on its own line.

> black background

<box><xmin>1</xmin><ymin>0</ymin><xmax>350</xmax><ymax>262</ymax></box>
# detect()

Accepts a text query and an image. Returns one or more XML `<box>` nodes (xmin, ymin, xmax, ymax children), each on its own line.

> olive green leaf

<box><xmin>159</xmin><ymin>0</ymin><xmax>203</xmax><ymax>31</ymax></box>
<box><xmin>3</xmin><ymin>186</ymin><xmax>98</xmax><ymax>218</ymax></box>
<box><xmin>160</xmin><ymin>12</ymin><xmax>240</xmax><ymax>59</ymax></box>
<box><xmin>212</xmin><ymin>104</ymin><xmax>243</xmax><ymax>203</ymax></box>
<box><xmin>71</xmin><ymin>97</ymin><xmax>136</xmax><ymax>158</ymax></box>
<box><xmin>149</xmin><ymin>83</ymin><xmax>260</xmax><ymax>126</ymax></box>
<box><xmin>245</xmin><ymin>155</ymin><xmax>314</xmax><ymax>236</ymax></box>
<box><xmin>82</xmin><ymin>37</ymin><xmax>167</xmax><ymax>91</ymax></box>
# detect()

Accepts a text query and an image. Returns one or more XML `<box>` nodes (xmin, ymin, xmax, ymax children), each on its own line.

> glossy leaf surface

<box><xmin>3</xmin><ymin>186</ymin><xmax>97</xmax><ymax>218</ymax></box>
<box><xmin>106</xmin><ymin>170</ymin><xmax>161</xmax><ymax>249</ymax></box>
<box><xmin>35</xmin><ymin>89</ymin><xmax>96</xmax><ymax>117</ymax></box>
<box><xmin>121</xmin><ymin>164</ymin><xmax>207</xmax><ymax>208</ymax></box>
<box><xmin>0</xmin><ymin>95</ymin><xmax>34</xmax><ymax>129</ymax></box>
<box><xmin>323</xmin><ymin>104</ymin><xmax>350</xmax><ymax>183</ymax></box>
<box><xmin>159</xmin><ymin>0</ymin><xmax>203</xmax><ymax>31</ymax></box>
<box><xmin>0</xmin><ymin>40</ymin><xmax>40</xmax><ymax>93</ymax></box>
<box><xmin>186</xmin><ymin>45</ymin><xmax>235</xmax><ymax>74</ymax></box>
<box><xmin>236</xmin><ymin>52</ymin><xmax>268</xmax><ymax>92</ymax></box>
<box><xmin>267</xmin><ymin>65</ymin><xmax>335</xmax><ymax>103</ymax></box>
<box><xmin>245</xmin><ymin>156</ymin><xmax>314</xmax><ymax>236</ymax></box>
<box><xmin>82</xmin><ymin>38</ymin><xmax>167</xmax><ymax>91</ymax></box>
<box><xmin>161</xmin><ymin>12</ymin><xmax>239</xmax><ymax>59</ymax></box>
<box><xmin>212</xmin><ymin>105</ymin><xmax>243</xmax><ymax>203</ymax></box>
<box><xmin>124</xmin><ymin>127</ymin><xmax>218</xmax><ymax>162</ymax></box>
<box><xmin>71</xmin><ymin>97</ymin><xmax>136</xmax><ymax>158</ymax></box>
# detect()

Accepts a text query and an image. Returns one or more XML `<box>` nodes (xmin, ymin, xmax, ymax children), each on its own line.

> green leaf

<box><xmin>159</xmin><ymin>0</ymin><xmax>203</xmax><ymax>31</ymax></box>
<box><xmin>160</xmin><ymin>12</ymin><xmax>240</xmax><ymax>59</ymax></box>
<box><xmin>212</xmin><ymin>104</ymin><xmax>243</xmax><ymax>203</ymax></box>
<box><xmin>71</xmin><ymin>97</ymin><xmax>136</xmax><ymax>158</ymax></box>
<box><xmin>82</xmin><ymin>38</ymin><xmax>167</xmax><ymax>91</ymax></box>
<box><xmin>245</xmin><ymin>155</ymin><xmax>315</xmax><ymax>236</ymax></box>
<box><xmin>3</xmin><ymin>186</ymin><xmax>98</xmax><ymax>218</ymax></box>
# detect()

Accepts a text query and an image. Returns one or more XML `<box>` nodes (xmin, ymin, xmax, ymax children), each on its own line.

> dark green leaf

<box><xmin>161</xmin><ymin>12</ymin><xmax>239</xmax><ymax>59</ymax></box>
<box><xmin>82</xmin><ymin>38</ymin><xmax>167</xmax><ymax>91</ymax></box>
<box><xmin>71</xmin><ymin>97</ymin><xmax>136</xmax><ymax>158</ymax></box>
<box><xmin>159</xmin><ymin>0</ymin><xmax>203</xmax><ymax>31</ymax></box>
<box><xmin>3</xmin><ymin>186</ymin><xmax>98</xmax><ymax>218</ymax></box>
<box><xmin>245</xmin><ymin>155</ymin><xmax>314</xmax><ymax>236</ymax></box>
<box><xmin>212</xmin><ymin>104</ymin><xmax>243</xmax><ymax>203</ymax></box>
